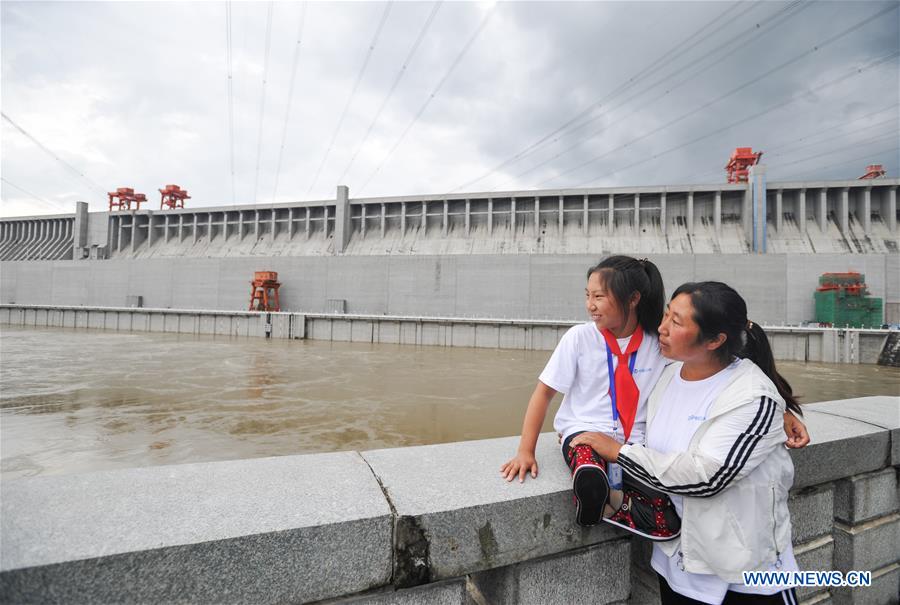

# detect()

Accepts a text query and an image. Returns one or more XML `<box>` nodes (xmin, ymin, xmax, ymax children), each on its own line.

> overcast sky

<box><xmin>1</xmin><ymin>1</ymin><xmax>898</xmax><ymax>217</ymax></box>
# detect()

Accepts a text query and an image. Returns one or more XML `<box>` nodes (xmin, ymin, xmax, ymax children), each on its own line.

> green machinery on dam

<box><xmin>1</xmin><ymin>173</ymin><xmax>898</xmax><ymax>326</ymax></box>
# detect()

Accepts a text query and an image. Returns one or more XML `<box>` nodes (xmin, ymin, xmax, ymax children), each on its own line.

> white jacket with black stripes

<box><xmin>617</xmin><ymin>358</ymin><xmax>794</xmax><ymax>583</ymax></box>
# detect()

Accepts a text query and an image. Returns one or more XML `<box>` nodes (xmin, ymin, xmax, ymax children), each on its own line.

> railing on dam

<box><xmin>0</xmin><ymin>304</ymin><xmax>896</xmax><ymax>365</ymax></box>
<box><xmin>1</xmin><ymin>397</ymin><xmax>898</xmax><ymax>604</ymax></box>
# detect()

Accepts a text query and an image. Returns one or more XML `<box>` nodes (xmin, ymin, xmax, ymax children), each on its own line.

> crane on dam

<box><xmin>159</xmin><ymin>184</ymin><xmax>190</xmax><ymax>210</ymax></box>
<box><xmin>725</xmin><ymin>147</ymin><xmax>763</xmax><ymax>184</ymax></box>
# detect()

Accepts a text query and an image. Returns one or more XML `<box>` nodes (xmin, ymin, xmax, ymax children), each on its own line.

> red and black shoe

<box><xmin>569</xmin><ymin>444</ymin><xmax>610</xmax><ymax>527</ymax></box>
<box><xmin>603</xmin><ymin>473</ymin><xmax>681</xmax><ymax>541</ymax></box>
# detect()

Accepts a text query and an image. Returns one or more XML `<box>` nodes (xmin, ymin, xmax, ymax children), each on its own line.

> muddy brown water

<box><xmin>1</xmin><ymin>326</ymin><xmax>897</xmax><ymax>479</ymax></box>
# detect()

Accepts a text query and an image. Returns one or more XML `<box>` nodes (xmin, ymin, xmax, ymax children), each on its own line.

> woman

<box><xmin>571</xmin><ymin>282</ymin><xmax>802</xmax><ymax>604</ymax></box>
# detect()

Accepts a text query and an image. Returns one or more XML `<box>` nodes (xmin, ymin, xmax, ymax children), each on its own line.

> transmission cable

<box><xmin>0</xmin><ymin>177</ymin><xmax>67</xmax><ymax>212</ymax></box>
<box><xmin>335</xmin><ymin>1</ymin><xmax>442</xmax><ymax>187</ymax></box>
<box><xmin>786</xmin><ymin>145</ymin><xmax>899</xmax><ymax>181</ymax></box>
<box><xmin>306</xmin><ymin>1</ymin><xmax>394</xmax><ymax>195</ymax></box>
<box><xmin>767</xmin><ymin>130</ymin><xmax>900</xmax><ymax>176</ymax></box>
<box><xmin>271</xmin><ymin>2</ymin><xmax>308</xmax><ymax>203</ymax></box>
<box><xmin>538</xmin><ymin>3</ymin><xmax>899</xmax><ymax>189</ymax></box>
<box><xmin>1</xmin><ymin>112</ymin><xmax>107</xmax><ymax>196</ymax></box>
<box><xmin>568</xmin><ymin>50</ymin><xmax>900</xmax><ymax>188</ymax></box>
<box><xmin>491</xmin><ymin>0</ymin><xmax>810</xmax><ymax>191</ymax></box>
<box><xmin>252</xmin><ymin>1</ymin><xmax>275</xmax><ymax>203</ymax></box>
<box><xmin>356</xmin><ymin>3</ymin><xmax>497</xmax><ymax>195</ymax></box>
<box><xmin>225</xmin><ymin>1</ymin><xmax>236</xmax><ymax>204</ymax></box>
<box><xmin>450</xmin><ymin>1</ymin><xmax>754</xmax><ymax>193</ymax></box>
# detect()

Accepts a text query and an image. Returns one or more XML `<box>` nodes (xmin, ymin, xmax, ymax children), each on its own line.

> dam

<box><xmin>1</xmin><ymin>173</ymin><xmax>899</xmax><ymax>326</ymax></box>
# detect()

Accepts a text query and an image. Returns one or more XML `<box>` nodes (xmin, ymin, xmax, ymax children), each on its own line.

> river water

<box><xmin>1</xmin><ymin>326</ymin><xmax>898</xmax><ymax>479</ymax></box>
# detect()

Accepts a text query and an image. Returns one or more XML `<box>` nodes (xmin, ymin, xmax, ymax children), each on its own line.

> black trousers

<box><xmin>658</xmin><ymin>573</ymin><xmax>799</xmax><ymax>605</ymax></box>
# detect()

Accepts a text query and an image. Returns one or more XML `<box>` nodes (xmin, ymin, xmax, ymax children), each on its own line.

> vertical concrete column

<box><xmin>178</xmin><ymin>215</ymin><xmax>184</xmax><ymax>242</ymax></box>
<box><xmin>288</xmin><ymin>207</ymin><xmax>295</xmax><ymax>239</ymax></box>
<box><xmin>582</xmin><ymin>194</ymin><xmax>589</xmax><ymax>235</ymax></box>
<box><xmin>797</xmin><ymin>189</ymin><xmax>806</xmax><ymax>235</ymax></box>
<box><xmin>661</xmin><ymin>192</ymin><xmax>667</xmax><ymax>235</ymax></box>
<box><xmin>687</xmin><ymin>192</ymin><xmax>694</xmax><ymax>237</ymax></box>
<box><xmin>147</xmin><ymin>213</ymin><xmax>155</xmax><ymax>248</ymax></box>
<box><xmin>164</xmin><ymin>215</ymin><xmax>171</xmax><ymax>243</ymax></box>
<box><xmin>400</xmin><ymin>202</ymin><xmax>407</xmax><ymax>236</ymax></box>
<box><xmin>839</xmin><ymin>187</ymin><xmax>849</xmax><ymax>236</ymax></box>
<box><xmin>558</xmin><ymin>195</ymin><xmax>564</xmax><ymax>235</ymax></box>
<box><xmin>305</xmin><ymin>207</ymin><xmax>311</xmax><ymax>239</ymax></box>
<box><xmin>254</xmin><ymin>210</ymin><xmax>260</xmax><ymax>238</ymax></box>
<box><xmin>238</xmin><ymin>211</ymin><xmax>244</xmax><ymax>240</ymax></box>
<box><xmin>334</xmin><ymin>185</ymin><xmax>350</xmax><ymax>253</ymax></box>
<box><xmin>888</xmin><ymin>187</ymin><xmax>897</xmax><ymax>233</ymax></box>
<box><xmin>442</xmin><ymin>200</ymin><xmax>448</xmax><ymax>237</ymax></box>
<box><xmin>634</xmin><ymin>193</ymin><xmax>640</xmax><ymax>231</ymax></box>
<box><xmin>818</xmin><ymin>189</ymin><xmax>828</xmax><ymax>232</ymax></box>
<box><xmin>361</xmin><ymin>204</ymin><xmax>368</xmax><ymax>238</ymax></box>
<box><xmin>510</xmin><ymin>198</ymin><xmax>516</xmax><ymax>236</ymax></box>
<box><xmin>750</xmin><ymin>165</ymin><xmax>767</xmax><ymax>252</ymax></box>
<box><xmin>421</xmin><ymin>201</ymin><xmax>427</xmax><ymax>231</ymax></box>
<box><xmin>487</xmin><ymin>198</ymin><xmax>493</xmax><ymax>236</ymax></box>
<box><xmin>380</xmin><ymin>203</ymin><xmax>386</xmax><ymax>238</ymax></box>
<box><xmin>73</xmin><ymin>201</ymin><xmax>88</xmax><ymax>258</ymax></box>
<box><xmin>607</xmin><ymin>193</ymin><xmax>614</xmax><ymax>233</ymax></box>
<box><xmin>533</xmin><ymin>197</ymin><xmax>539</xmax><ymax>235</ymax></box>
<box><xmin>713</xmin><ymin>191</ymin><xmax>721</xmax><ymax>235</ymax></box>
<box><xmin>208</xmin><ymin>213</ymin><xmax>214</xmax><ymax>241</ymax></box>
<box><xmin>742</xmin><ymin>186</ymin><xmax>752</xmax><ymax>242</ymax></box>
<box><xmin>193</xmin><ymin>214</ymin><xmax>199</xmax><ymax>244</ymax></box>
<box><xmin>270</xmin><ymin>209</ymin><xmax>276</xmax><ymax>242</ymax></box>
<box><xmin>465</xmin><ymin>199</ymin><xmax>471</xmax><ymax>236</ymax></box>
<box><xmin>862</xmin><ymin>187</ymin><xmax>871</xmax><ymax>235</ymax></box>
<box><xmin>775</xmin><ymin>189</ymin><xmax>783</xmax><ymax>232</ymax></box>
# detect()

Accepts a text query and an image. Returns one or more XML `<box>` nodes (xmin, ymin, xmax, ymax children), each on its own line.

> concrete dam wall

<box><xmin>2</xmin><ymin>396</ymin><xmax>898</xmax><ymax>604</ymax></box>
<box><xmin>1</xmin><ymin>177</ymin><xmax>898</xmax><ymax>325</ymax></box>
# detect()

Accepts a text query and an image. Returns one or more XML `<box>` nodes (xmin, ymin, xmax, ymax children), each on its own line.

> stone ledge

<box><xmin>0</xmin><ymin>452</ymin><xmax>392</xmax><ymax>603</ymax></box>
<box><xmin>801</xmin><ymin>397</ymin><xmax>900</xmax><ymax>467</ymax></box>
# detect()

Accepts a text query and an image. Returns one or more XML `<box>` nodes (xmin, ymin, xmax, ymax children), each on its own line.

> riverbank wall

<box><xmin>2</xmin><ymin>396</ymin><xmax>898</xmax><ymax>604</ymax></box>
<box><xmin>1</xmin><ymin>304</ymin><xmax>895</xmax><ymax>364</ymax></box>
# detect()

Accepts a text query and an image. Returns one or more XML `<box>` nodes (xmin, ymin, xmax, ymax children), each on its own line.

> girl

<box><xmin>500</xmin><ymin>255</ymin><xmax>680</xmax><ymax>533</ymax></box>
<box><xmin>571</xmin><ymin>282</ymin><xmax>802</xmax><ymax>603</ymax></box>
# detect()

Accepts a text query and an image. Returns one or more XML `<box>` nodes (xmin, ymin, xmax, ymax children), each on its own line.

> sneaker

<box><xmin>569</xmin><ymin>444</ymin><xmax>610</xmax><ymax>527</ymax></box>
<box><xmin>603</xmin><ymin>488</ymin><xmax>681</xmax><ymax>541</ymax></box>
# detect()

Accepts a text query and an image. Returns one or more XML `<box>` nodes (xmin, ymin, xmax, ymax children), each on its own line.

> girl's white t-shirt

<box><xmin>648</xmin><ymin>361</ymin><xmax>798</xmax><ymax>604</ymax></box>
<box><xmin>539</xmin><ymin>322</ymin><xmax>668</xmax><ymax>445</ymax></box>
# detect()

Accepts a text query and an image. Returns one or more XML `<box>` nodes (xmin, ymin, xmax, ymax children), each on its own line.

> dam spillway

<box><xmin>1</xmin><ymin>175</ymin><xmax>898</xmax><ymax>325</ymax></box>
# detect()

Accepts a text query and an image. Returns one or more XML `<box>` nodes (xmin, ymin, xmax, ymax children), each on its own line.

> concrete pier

<box><xmin>2</xmin><ymin>396</ymin><xmax>898</xmax><ymax>604</ymax></box>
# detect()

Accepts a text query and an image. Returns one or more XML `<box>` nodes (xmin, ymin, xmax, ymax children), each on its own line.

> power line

<box><xmin>272</xmin><ymin>2</ymin><xmax>308</xmax><ymax>203</ymax></box>
<box><xmin>1</xmin><ymin>112</ymin><xmax>107</xmax><ymax>196</ymax></box>
<box><xmin>252</xmin><ymin>1</ymin><xmax>275</xmax><ymax>203</ymax></box>
<box><xmin>538</xmin><ymin>3</ymin><xmax>899</xmax><ymax>189</ymax></box>
<box><xmin>357</xmin><ymin>3</ymin><xmax>497</xmax><ymax>195</ymax></box>
<box><xmin>785</xmin><ymin>145</ymin><xmax>899</xmax><ymax>181</ymax></box>
<box><xmin>568</xmin><ymin>50</ymin><xmax>900</xmax><ymax>188</ymax></box>
<box><xmin>335</xmin><ymin>1</ymin><xmax>442</xmax><ymax>187</ymax></box>
<box><xmin>768</xmin><ymin>130</ymin><xmax>900</xmax><ymax>175</ymax></box>
<box><xmin>307</xmin><ymin>1</ymin><xmax>394</xmax><ymax>196</ymax></box>
<box><xmin>0</xmin><ymin>177</ymin><xmax>66</xmax><ymax>212</ymax></box>
<box><xmin>491</xmin><ymin>0</ymin><xmax>811</xmax><ymax>192</ymax></box>
<box><xmin>450</xmin><ymin>1</ymin><xmax>755</xmax><ymax>193</ymax></box>
<box><xmin>225</xmin><ymin>1</ymin><xmax>236</xmax><ymax>204</ymax></box>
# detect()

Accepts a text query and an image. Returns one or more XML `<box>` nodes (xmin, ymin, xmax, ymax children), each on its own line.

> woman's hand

<box><xmin>501</xmin><ymin>451</ymin><xmax>538</xmax><ymax>483</ymax></box>
<box><xmin>783</xmin><ymin>412</ymin><xmax>810</xmax><ymax>449</ymax></box>
<box><xmin>568</xmin><ymin>431</ymin><xmax>622</xmax><ymax>462</ymax></box>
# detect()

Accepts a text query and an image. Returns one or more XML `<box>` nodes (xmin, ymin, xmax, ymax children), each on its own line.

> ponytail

<box><xmin>587</xmin><ymin>255</ymin><xmax>665</xmax><ymax>334</ymax></box>
<box><xmin>672</xmin><ymin>282</ymin><xmax>801</xmax><ymax>415</ymax></box>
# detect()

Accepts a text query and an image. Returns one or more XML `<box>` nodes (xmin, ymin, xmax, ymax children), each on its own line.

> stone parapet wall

<box><xmin>2</xmin><ymin>397</ymin><xmax>897</xmax><ymax>604</ymax></box>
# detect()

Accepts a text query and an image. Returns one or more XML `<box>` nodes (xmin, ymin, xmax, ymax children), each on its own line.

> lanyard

<box><xmin>605</xmin><ymin>345</ymin><xmax>638</xmax><ymax>430</ymax></box>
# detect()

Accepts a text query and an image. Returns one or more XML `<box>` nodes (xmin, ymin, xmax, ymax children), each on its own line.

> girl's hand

<box><xmin>783</xmin><ymin>412</ymin><xmax>810</xmax><ymax>449</ymax></box>
<box><xmin>568</xmin><ymin>432</ymin><xmax>622</xmax><ymax>462</ymax></box>
<box><xmin>500</xmin><ymin>452</ymin><xmax>538</xmax><ymax>483</ymax></box>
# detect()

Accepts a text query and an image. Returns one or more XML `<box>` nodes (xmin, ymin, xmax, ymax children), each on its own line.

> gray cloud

<box><xmin>2</xmin><ymin>0</ymin><xmax>897</xmax><ymax>217</ymax></box>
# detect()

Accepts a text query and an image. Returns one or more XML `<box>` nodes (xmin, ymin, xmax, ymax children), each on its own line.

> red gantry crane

<box><xmin>159</xmin><ymin>184</ymin><xmax>190</xmax><ymax>209</ymax></box>
<box><xmin>249</xmin><ymin>271</ymin><xmax>281</xmax><ymax>312</ymax></box>
<box><xmin>725</xmin><ymin>147</ymin><xmax>763</xmax><ymax>184</ymax></box>
<box><xmin>107</xmin><ymin>187</ymin><xmax>148</xmax><ymax>211</ymax></box>
<box><xmin>858</xmin><ymin>164</ymin><xmax>886</xmax><ymax>179</ymax></box>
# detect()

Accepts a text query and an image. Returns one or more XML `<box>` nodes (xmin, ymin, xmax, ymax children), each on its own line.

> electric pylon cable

<box><xmin>225</xmin><ymin>1</ymin><xmax>236</xmax><ymax>204</ymax></box>
<box><xmin>491</xmin><ymin>0</ymin><xmax>810</xmax><ymax>192</ymax></box>
<box><xmin>336</xmin><ymin>1</ymin><xmax>442</xmax><ymax>187</ymax></box>
<box><xmin>568</xmin><ymin>50</ymin><xmax>900</xmax><ymax>189</ymax></box>
<box><xmin>450</xmin><ymin>1</ymin><xmax>754</xmax><ymax>193</ymax></box>
<box><xmin>767</xmin><ymin>130</ymin><xmax>900</xmax><ymax>175</ymax></box>
<box><xmin>683</xmin><ymin>102</ymin><xmax>900</xmax><ymax>183</ymax></box>
<box><xmin>356</xmin><ymin>3</ymin><xmax>497</xmax><ymax>195</ymax></box>
<box><xmin>0</xmin><ymin>177</ymin><xmax>66</xmax><ymax>212</ymax></box>
<box><xmin>786</xmin><ymin>145</ymin><xmax>899</xmax><ymax>181</ymax></box>
<box><xmin>1</xmin><ymin>112</ymin><xmax>107</xmax><ymax>196</ymax></box>
<box><xmin>306</xmin><ymin>1</ymin><xmax>394</xmax><ymax>196</ymax></box>
<box><xmin>252</xmin><ymin>1</ymin><xmax>275</xmax><ymax>203</ymax></box>
<box><xmin>538</xmin><ymin>3</ymin><xmax>899</xmax><ymax>189</ymax></box>
<box><xmin>272</xmin><ymin>2</ymin><xmax>308</xmax><ymax>203</ymax></box>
